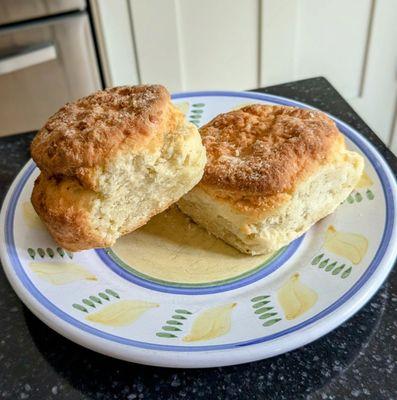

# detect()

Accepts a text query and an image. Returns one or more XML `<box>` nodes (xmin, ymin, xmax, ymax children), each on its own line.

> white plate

<box><xmin>1</xmin><ymin>91</ymin><xmax>396</xmax><ymax>368</ymax></box>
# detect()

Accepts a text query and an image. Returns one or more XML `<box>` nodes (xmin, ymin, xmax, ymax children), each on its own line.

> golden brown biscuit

<box><xmin>178</xmin><ymin>105</ymin><xmax>364</xmax><ymax>255</ymax></box>
<box><xmin>31</xmin><ymin>85</ymin><xmax>206</xmax><ymax>251</ymax></box>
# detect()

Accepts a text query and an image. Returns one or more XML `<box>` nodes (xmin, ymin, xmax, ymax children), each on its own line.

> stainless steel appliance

<box><xmin>0</xmin><ymin>0</ymin><xmax>101</xmax><ymax>136</ymax></box>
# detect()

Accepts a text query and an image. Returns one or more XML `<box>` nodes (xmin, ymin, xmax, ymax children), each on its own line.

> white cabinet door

<box><xmin>129</xmin><ymin>0</ymin><xmax>259</xmax><ymax>93</ymax></box>
<box><xmin>260</xmin><ymin>0</ymin><xmax>397</xmax><ymax>146</ymax></box>
<box><xmin>92</xmin><ymin>0</ymin><xmax>397</xmax><ymax>150</ymax></box>
<box><xmin>349</xmin><ymin>0</ymin><xmax>397</xmax><ymax>146</ymax></box>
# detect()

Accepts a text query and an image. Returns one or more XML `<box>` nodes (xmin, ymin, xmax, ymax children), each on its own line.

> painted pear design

<box><xmin>324</xmin><ymin>225</ymin><xmax>368</xmax><ymax>264</ymax></box>
<box><xmin>86</xmin><ymin>300</ymin><xmax>159</xmax><ymax>327</ymax></box>
<box><xmin>183</xmin><ymin>303</ymin><xmax>237</xmax><ymax>342</ymax></box>
<box><xmin>355</xmin><ymin>171</ymin><xmax>373</xmax><ymax>189</ymax></box>
<box><xmin>278</xmin><ymin>273</ymin><xmax>318</xmax><ymax>320</ymax></box>
<box><xmin>29</xmin><ymin>262</ymin><xmax>96</xmax><ymax>285</ymax></box>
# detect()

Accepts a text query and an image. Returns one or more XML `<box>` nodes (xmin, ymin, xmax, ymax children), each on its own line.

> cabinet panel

<box><xmin>260</xmin><ymin>0</ymin><xmax>397</xmax><ymax>147</ymax></box>
<box><xmin>349</xmin><ymin>0</ymin><xmax>397</xmax><ymax>145</ymax></box>
<box><xmin>178</xmin><ymin>0</ymin><xmax>258</xmax><ymax>91</ymax></box>
<box><xmin>260</xmin><ymin>0</ymin><xmax>371</xmax><ymax>97</ymax></box>
<box><xmin>130</xmin><ymin>0</ymin><xmax>259</xmax><ymax>92</ymax></box>
<box><xmin>295</xmin><ymin>0</ymin><xmax>371</xmax><ymax>98</ymax></box>
<box><xmin>260</xmin><ymin>0</ymin><xmax>298</xmax><ymax>87</ymax></box>
<box><xmin>129</xmin><ymin>0</ymin><xmax>183</xmax><ymax>92</ymax></box>
<box><xmin>92</xmin><ymin>0</ymin><xmax>139</xmax><ymax>87</ymax></box>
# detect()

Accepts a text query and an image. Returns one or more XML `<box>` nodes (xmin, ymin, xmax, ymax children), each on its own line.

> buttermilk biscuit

<box><xmin>31</xmin><ymin>85</ymin><xmax>206</xmax><ymax>251</ymax></box>
<box><xmin>178</xmin><ymin>105</ymin><xmax>364</xmax><ymax>255</ymax></box>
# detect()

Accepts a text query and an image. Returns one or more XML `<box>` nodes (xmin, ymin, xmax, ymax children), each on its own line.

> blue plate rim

<box><xmin>1</xmin><ymin>90</ymin><xmax>396</xmax><ymax>353</ymax></box>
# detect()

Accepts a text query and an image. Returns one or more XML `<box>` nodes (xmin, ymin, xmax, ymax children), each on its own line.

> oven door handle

<box><xmin>0</xmin><ymin>43</ymin><xmax>57</xmax><ymax>75</ymax></box>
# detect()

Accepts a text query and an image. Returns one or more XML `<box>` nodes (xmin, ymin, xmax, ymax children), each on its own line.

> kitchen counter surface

<box><xmin>0</xmin><ymin>77</ymin><xmax>396</xmax><ymax>400</ymax></box>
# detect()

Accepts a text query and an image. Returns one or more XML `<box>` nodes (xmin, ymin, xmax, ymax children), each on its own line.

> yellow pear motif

<box><xmin>174</xmin><ymin>101</ymin><xmax>189</xmax><ymax>116</ymax></box>
<box><xmin>86</xmin><ymin>300</ymin><xmax>159</xmax><ymax>327</ymax></box>
<box><xmin>278</xmin><ymin>273</ymin><xmax>318</xmax><ymax>320</ymax></box>
<box><xmin>324</xmin><ymin>225</ymin><xmax>368</xmax><ymax>264</ymax></box>
<box><xmin>183</xmin><ymin>303</ymin><xmax>237</xmax><ymax>342</ymax></box>
<box><xmin>29</xmin><ymin>262</ymin><xmax>97</xmax><ymax>285</ymax></box>
<box><xmin>23</xmin><ymin>202</ymin><xmax>44</xmax><ymax>229</ymax></box>
<box><xmin>355</xmin><ymin>171</ymin><xmax>373</xmax><ymax>189</ymax></box>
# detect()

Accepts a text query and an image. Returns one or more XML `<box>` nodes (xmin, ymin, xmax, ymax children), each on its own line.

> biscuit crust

<box><xmin>201</xmin><ymin>105</ymin><xmax>342</xmax><ymax>197</ymax></box>
<box><xmin>31</xmin><ymin>85</ymin><xmax>184</xmax><ymax>191</ymax></box>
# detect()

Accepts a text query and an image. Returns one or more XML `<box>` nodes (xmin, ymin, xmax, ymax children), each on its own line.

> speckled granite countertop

<box><xmin>0</xmin><ymin>78</ymin><xmax>396</xmax><ymax>400</ymax></box>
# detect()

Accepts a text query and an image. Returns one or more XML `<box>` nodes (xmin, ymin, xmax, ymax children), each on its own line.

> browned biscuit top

<box><xmin>31</xmin><ymin>85</ymin><xmax>183</xmax><ymax>185</ymax></box>
<box><xmin>200</xmin><ymin>105</ymin><xmax>343</xmax><ymax>196</ymax></box>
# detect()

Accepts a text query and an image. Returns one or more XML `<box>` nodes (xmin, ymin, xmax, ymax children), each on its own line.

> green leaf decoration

<box><xmin>366</xmin><ymin>190</ymin><xmax>375</xmax><ymax>200</ymax></box>
<box><xmin>156</xmin><ymin>332</ymin><xmax>177</xmax><ymax>338</ymax></box>
<box><xmin>315</xmin><ymin>254</ymin><xmax>353</xmax><ymax>279</ymax></box>
<box><xmin>254</xmin><ymin>306</ymin><xmax>273</xmax><ymax>314</ymax></box>
<box><xmin>27</xmin><ymin>248</ymin><xmax>36</xmax><ymax>259</ymax></box>
<box><xmin>251</xmin><ymin>295</ymin><xmax>270</xmax><ymax>302</ymax></box>
<box><xmin>162</xmin><ymin>326</ymin><xmax>181</xmax><ymax>332</ymax></box>
<box><xmin>57</xmin><ymin>247</ymin><xmax>65</xmax><ymax>257</ymax></box>
<box><xmin>311</xmin><ymin>254</ymin><xmax>324</xmax><ymax>265</ymax></box>
<box><xmin>82</xmin><ymin>299</ymin><xmax>96</xmax><ymax>308</ymax></box>
<box><xmin>89</xmin><ymin>296</ymin><xmax>102</xmax><ymax>304</ymax></box>
<box><xmin>166</xmin><ymin>320</ymin><xmax>182</xmax><ymax>325</ymax></box>
<box><xmin>192</xmin><ymin>103</ymin><xmax>205</xmax><ymax>108</ymax></box>
<box><xmin>105</xmin><ymin>289</ymin><xmax>120</xmax><ymax>298</ymax></box>
<box><xmin>347</xmin><ymin>195</ymin><xmax>354</xmax><ymax>204</ymax></box>
<box><xmin>253</xmin><ymin>300</ymin><xmax>270</xmax><ymax>308</ymax></box>
<box><xmin>157</xmin><ymin>308</ymin><xmax>191</xmax><ymax>338</ymax></box>
<box><xmin>263</xmin><ymin>318</ymin><xmax>282</xmax><ymax>327</ymax></box>
<box><xmin>325</xmin><ymin>261</ymin><xmax>337</xmax><ymax>272</ymax></box>
<box><xmin>355</xmin><ymin>192</ymin><xmax>363</xmax><ymax>202</ymax></box>
<box><xmin>189</xmin><ymin>115</ymin><xmax>201</xmax><ymax>120</ymax></box>
<box><xmin>191</xmin><ymin>109</ymin><xmax>203</xmax><ymax>114</ymax></box>
<box><xmin>73</xmin><ymin>304</ymin><xmax>88</xmax><ymax>313</ymax></box>
<box><xmin>319</xmin><ymin>258</ymin><xmax>329</xmax><ymax>269</ymax></box>
<box><xmin>172</xmin><ymin>315</ymin><xmax>187</xmax><ymax>320</ymax></box>
<box><xmin>259</xmin><ymin>312</ymin><xmax>278</xmax><ymax>320</ymax></box>
<box><xmin>72</xmin><ymin>290</ymin><xmax>122</xmax><ymax>314</ymax></box>
<box><xmin>251</xmin><ymin>295</ymin><xmax>281</xmax><ymax>326</ymax></box>
<box><xmin>46</xmin><ymin>248</ymin><xmax>55</xmax><ymax>258</ymax></box>
<box><xmin>37</xmin><ymin>248</ymin><xmax>45</xmax><ymax>258</ymax></box>
<box><xmin>332</xmin><ymin>264</ymin><xmax>345</xmax><ymax>275</ymax></box>
<box><xmin>98</xmin><ymin>292</ymin><xmax>110</xmax><ymax>301</ymax></box>
<box><xmin>66</xmin><ymin>251</ymin><xmax>73</xmax><ymax>259</ymax></box>
<box><xmin>341</xmin><ymin>266</ymin><xmax>352</xmax><ymax>279</ymax></box>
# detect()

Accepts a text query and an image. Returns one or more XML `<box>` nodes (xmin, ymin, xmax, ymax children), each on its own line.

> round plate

<box><xmin>1</xmin><ymin>91</ymin><xmax>396</xmax><ymax>368</ymax></box>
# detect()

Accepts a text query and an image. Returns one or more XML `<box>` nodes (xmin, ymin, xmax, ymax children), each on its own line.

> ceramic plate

<box><xmin>1</xmin><ymin>91</ymin><xmax>396</xmax><ymax>368</ymax></box>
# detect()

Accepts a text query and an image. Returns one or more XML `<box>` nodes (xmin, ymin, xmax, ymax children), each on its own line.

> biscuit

<box><xmin>178</xmin><ymin>105</ymin><xmax>364</xmax><ymax>255</ymax></box>
<box><xmin>31</xmin><ymin>85</ymin><xmax>206</xmax><ymax>251</ymax></box>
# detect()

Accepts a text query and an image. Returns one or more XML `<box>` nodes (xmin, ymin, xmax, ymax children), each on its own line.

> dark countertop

<box><xmin>0</xmin><ymin>77</ymin><xmax>396</xmax><ymax>400</ymax></box>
